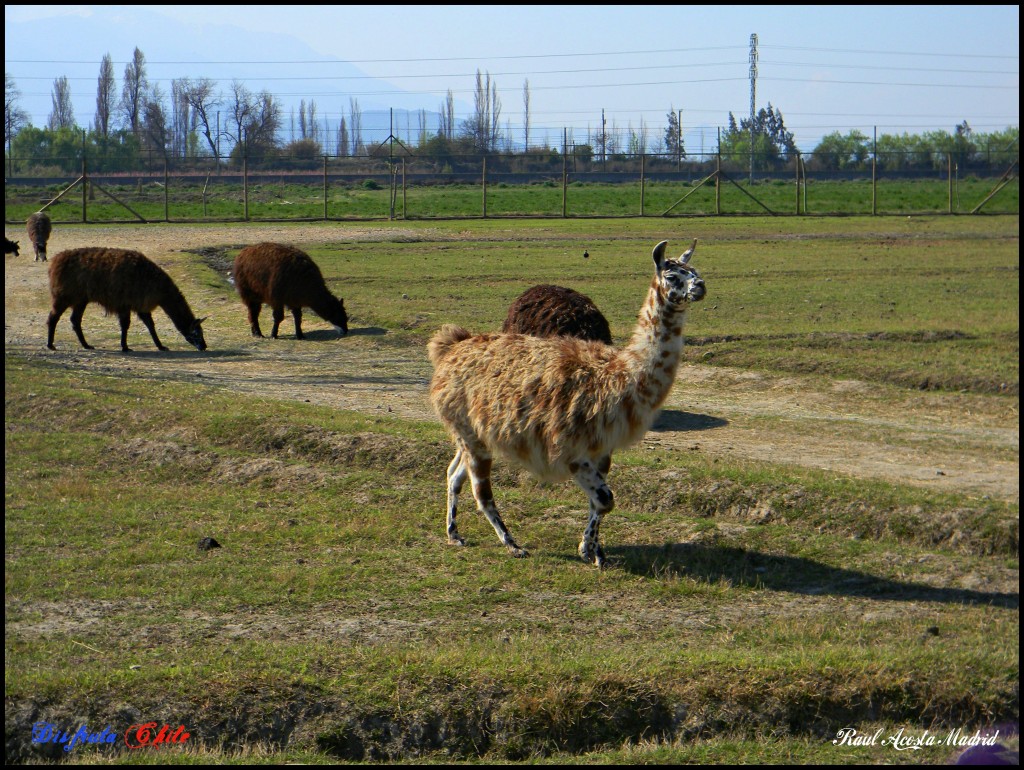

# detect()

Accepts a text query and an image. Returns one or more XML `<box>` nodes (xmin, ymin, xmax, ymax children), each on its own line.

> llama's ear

<box><xmin>652</xmin><ymin>240</ymin><xmax>669</xmax><ymax>274</ymax></box>
<box><xmin>680</xmin><ymin>238</ymin><xmax>698</xmax><ymax>264</ymax></box>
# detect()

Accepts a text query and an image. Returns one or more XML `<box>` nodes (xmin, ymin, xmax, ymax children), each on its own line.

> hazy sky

<box><xmin>5</xmin><ymin>4</ymin><xmax>1019</xmax><ymax>152</ymax></box>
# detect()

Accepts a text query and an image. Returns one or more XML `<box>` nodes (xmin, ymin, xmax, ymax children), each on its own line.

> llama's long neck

<box><xmin>309</xmin><ymin>288</ymin><xmax>341</xmax><ymax>317</ymax></box>
<box><xmin>617</xmin><ymin>279</ymin><xmax>689</xmax><ymax>413</ymax></box>
<box><xmin>159</xmin><ymin>282</ymin><xmax>198</xmax><ymax>334</ymax></box>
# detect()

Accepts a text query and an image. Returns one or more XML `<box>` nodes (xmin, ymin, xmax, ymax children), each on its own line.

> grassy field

<box><xmin>4</xmin><ymin>175</ymin><xmax>1019</xmax><ymax>223</ymax></box>
<box><xmin>4</xmin><ymin>215</ymin><xmax>1019</xmax><ymax>764</ymax></box>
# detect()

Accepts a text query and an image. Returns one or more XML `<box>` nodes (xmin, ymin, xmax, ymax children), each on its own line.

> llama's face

<box><xmin>185</xmin><ymin>318</ymin><xmax>208</xmax><ymax>351</ymax></box>
<box><xmin>653</xmin><ymin>239</ymin><xmax>706</xmax><ymax>307</ymax></box>
<box><xmin>331</xmin><ymin>298</ymin><xmax>349</xmax><ymax>336</ymax></box>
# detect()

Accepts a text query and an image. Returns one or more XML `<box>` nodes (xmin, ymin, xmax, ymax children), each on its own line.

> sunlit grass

<box><xmin>4</xmin><ymin>175</ymin><xmax>1018</xmax><ymax>223</ymax></box>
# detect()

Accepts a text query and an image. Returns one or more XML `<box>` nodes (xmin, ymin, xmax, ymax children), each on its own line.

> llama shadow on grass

<box><xmin>298</xmin><ymin>326</ymin><xmax>388</xmax><ymax>341</ymax></box>
<box><xmin>610</xmin><ymin>543</ymin><xmax>1018</xmax><ymax>609</ymax></box>
<box><xmin>651</xmin><ymin>409</ymin><xmax>728</xmax><ymax>432</ymax></box>
<box><xmin>343</xmin><ymin>326</ymin><xmax>388</xmax><ymax>337</ymax></box>
<box><xmin>95</xmin><ymin>348</ymin><xmax>229</xmax><ymax>358</ymax></box>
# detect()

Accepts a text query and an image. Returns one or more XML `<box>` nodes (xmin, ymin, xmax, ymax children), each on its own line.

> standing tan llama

<box><xmin>429</xmin><ymin>239</ymin><xmax>705</xmax><ymax>567</ymax></box>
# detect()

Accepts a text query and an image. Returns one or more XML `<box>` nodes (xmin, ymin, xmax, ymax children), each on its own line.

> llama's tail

<box><xmin>428</xmin><ymin>324</ymin><xmax>472</xmax><ymax>365</ymax></box>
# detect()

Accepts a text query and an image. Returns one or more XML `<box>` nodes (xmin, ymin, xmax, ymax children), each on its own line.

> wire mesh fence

<box><xmin>4</xmin><ymin>149</ymin><xmax>1018</xmax><ymax>224</ymax></box>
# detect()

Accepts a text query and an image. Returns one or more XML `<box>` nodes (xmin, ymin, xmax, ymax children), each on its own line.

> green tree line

<box><xmin>5</xmin><ymin>51</ymin><xmax>1019</xmax><ymax>176</ymax></box>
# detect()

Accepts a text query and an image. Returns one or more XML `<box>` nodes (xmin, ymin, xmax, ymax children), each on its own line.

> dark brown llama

<box><xmin>232</xmin><ymin>242</ymin><xmax>349</xmax><ymax>339</ymax></box>
<box><xmin>429</xmin><ymin>239</ymin><xmax>705</xmax><ymax>567</ymax></box>
<box><xmin>26</xmin><ymin>212</ymin><xmax>52</xmax><ymax>262</ymax></box>
<box><xmin>501</xmin><ymin>284</ymin><xmax>613</xmax><ymax>344</ymax></box>
<box><xmin>46</xmin><ymin>247</ymin><xmax>208</xmax><ymax>352</ymax></box>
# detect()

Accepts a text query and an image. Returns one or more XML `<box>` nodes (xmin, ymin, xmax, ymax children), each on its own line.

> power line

<box><xmin>763</xmin><ymin>77</ymin><xmax>1015</xmax><ymax>90</ymax></box>
<box><xmin>766</xmin><ymin>60</ymin><xmax>1018</xmax><ymax>75</ymax></box>
<box><xmin>8</xmin><ymin>41</ymin><xmax>1019</xmax><ymax>67</ymax></box>
<box><xmin>761</xmin><ymin>44</ymin><xmax>1017</xmax><ymax>59</ymax></box>
<box><xmin>8</xmin><ymin>62</ymin><xmax>750</xmax><ymax>83</ymax></box>
<box><xmin>4</xmin><ymin>46</ymin><xmax>746</xmax><ymax>67</ymax></box>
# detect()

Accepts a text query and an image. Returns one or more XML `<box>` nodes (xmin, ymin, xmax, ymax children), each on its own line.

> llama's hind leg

<box><xmin>446</xmin><ymin>448</ymin><xmax>469</xmax><ymax>545</ymax></box>
<box><xmin>573</xmin><ymin>456</ymin><xmax>614</xmax><ymax>568</ymax></box>
<box><xmin>270</xmin><ymin>305</ymin><xmax>286</xmax><ymax>338</ymax></box>
<box><xmin>116</xmin><ymin>310</ymin><xmax>134</xmax><ymax>352</ymax></box>
<box><xmin>46</xmin><ymin>300</ymin><xmax>70</xmax><ymax>349</ymax></box>
<box><xmin>69</xmin><ymin>303</ymin><xmax>94</xmax><ymax>350</ymax></box>
<box><xmin>465</xmin><ymin>450</ymin><xmax>529</xmax><ymax>558</ymax></box>
<box><xmin>246</xmin><ymin>302</ymin><xmax>264</xmax><ymax>337</ymax></box>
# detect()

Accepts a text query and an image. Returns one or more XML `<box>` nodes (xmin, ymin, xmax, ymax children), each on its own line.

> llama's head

<box><xmin>328</xmin><ymin>297</ymin><xmax>349</xmax><ymax>336</ymax></box>
<box><xmin>184</xmin><ymin>317</ymin><xmax>208</xmax><ymax>351</ymax></box>
<box><xmin>653</xmin><ymin>239</ymin><xmax>705</xmax><ymax>306</ymax></box>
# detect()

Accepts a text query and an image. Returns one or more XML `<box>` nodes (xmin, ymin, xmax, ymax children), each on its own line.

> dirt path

<box><xmin>4</xmin><ymin>223</ymin><xmax>1018</xmax><ymax>504</ymax></box>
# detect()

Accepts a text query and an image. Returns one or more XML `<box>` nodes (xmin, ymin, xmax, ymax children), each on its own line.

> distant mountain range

<box><xmin>5</xmin><ymin>7</ymin><xmax>451</xmax><ymax>148</ymax></box>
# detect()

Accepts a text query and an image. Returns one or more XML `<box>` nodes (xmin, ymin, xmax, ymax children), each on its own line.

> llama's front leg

<box><xmin>137</xmin><ymin>311</ymin><xmax>168</xmax><ymax>351</ymax></box>
<box><xmin>573</xmin><ymin>456</ymin><xmax>614</xmax><ymax>567</ymax></box>
<box><xmin>467</xmin><ymin>454</ymin><xmax>529</xmax><ymax>558</ymax></box>
<box><xmin>446</xmin><ymin>448</ymin><xmax>468</xmax><ymax>545</ymax></box>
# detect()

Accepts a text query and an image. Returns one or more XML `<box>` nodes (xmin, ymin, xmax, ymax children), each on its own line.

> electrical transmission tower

<box><xmin>749</xmin><ymin>33</ymin><xmax>758</xmax><ymax>183</ymax></box>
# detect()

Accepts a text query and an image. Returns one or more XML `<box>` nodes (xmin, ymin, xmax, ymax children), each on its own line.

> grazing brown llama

<box><xmin>233</xmin><ymin>242</ymin><xmax>349</xmax><ymax>339</ymax></box>
<box><xmin>429</xmin><ymin>238</ymin><xmax>705</xmax><ymax>567</ymax></box>
<box><xmin>46</xmin><ymin>247</ymin><xmax>208</xmax><ymax>352</ymax></box>
<box><xmin>501</xmin><ymin>284</ymin><xmax>613</xmax><ymax>344</ymax></box>
<box><xmin>26</xmin><ymin>211</ymin><xmax>52</xmax><ymax>261</ymax></box>
<box><xmin>5</xmin><ymin>237</ymin><xmax>19</xmax><ymax>257</ymax></box>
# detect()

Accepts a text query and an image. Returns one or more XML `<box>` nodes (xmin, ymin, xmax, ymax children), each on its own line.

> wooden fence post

<box><xmin>948</xmin><ymin>153</ymin><xmax>954</xmax><ymax>214</ymax></box>
<box><xmin>562</xmin><ymin>146</ymin><xmax>568</xmax><ymax>218</ymax></box>
<box><xmin>801</xmin><ymin>156</ymin><xmax>808</xmax><ymax>214</ymax></box>
<box><xmin>795</xmin><ymin>153</ymin><xmax>801</xmax><ymax>214</ymax></box>
<box><xmin>715</xmin><ymin>153</ymin><xmax>721</xmax><ymax>215</ymax></box>
<box><xmin>81</xmin><ymin>154</ymin><xmax>87</xmax><ymax>223</ymax></box>
<box><xmin>872</xmin><ymin>127</ymin><xmax>878</xmax><ymax>216</ymax></box>
<box><xmin>872</xmin><ymin>157</ymin><xmax>877</xmax><ymax>216</ymax></box>
<box><xmin>640</xmin><ymin>153</ymin><xmax>645</xmax><ymax>216</ymax></box>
